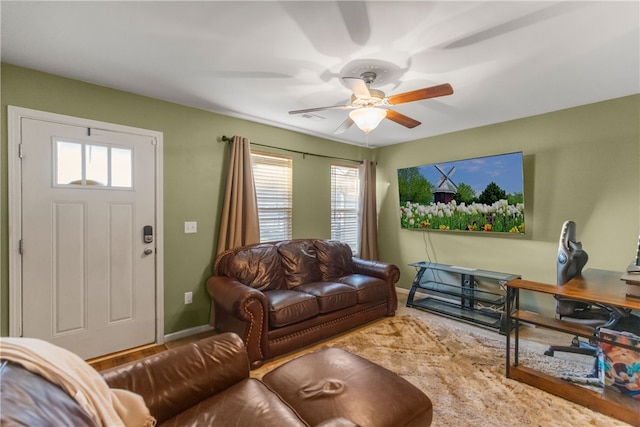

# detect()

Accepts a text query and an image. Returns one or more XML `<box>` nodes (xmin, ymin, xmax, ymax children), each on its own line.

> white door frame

<box><xmin>8</xmin><ymin>106</ymin><xmax>165</xmax><ymax>345</ymax></box>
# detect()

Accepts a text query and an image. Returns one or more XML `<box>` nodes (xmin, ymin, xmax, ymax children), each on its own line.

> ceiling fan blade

<box><xmin>337</xmin><ymin>1</ymin><xmax>370</xmax><ymax>45</ymax></box>
<box><xmin>385</xmin><ymin>109</ymin><xmax>422</xmax><ymax>129</ymax></box>
<box><xmin>289</xmin><ymin>105</ymin><xmax>350</xmax><ymax>114</ymax></box>
<box><xmin>342</xmin><ymin>76</ymin><xmax>371</xmax><ymax>99</ymax></box>
<box><xmin>387</xmin><ymin>83</ymin><xmax>454</xmax><ymax>105</ymax></box>
<box><xmin>334</xmin><ymin>117</ymin><xmax>354</xmax><ymax>134</ymax></box>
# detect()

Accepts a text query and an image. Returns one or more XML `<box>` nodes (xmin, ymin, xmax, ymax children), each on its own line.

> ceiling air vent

<box><xmin>301</xmin><ymin>113</ymin><xmax>325</xmax><ymax>121</ymax></box>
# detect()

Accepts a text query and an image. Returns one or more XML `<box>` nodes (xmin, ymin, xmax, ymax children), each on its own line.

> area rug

<box><xmin>253</xmin><ymin>315</ymin><xmax>628</xmax><ymax>427</ymax></box>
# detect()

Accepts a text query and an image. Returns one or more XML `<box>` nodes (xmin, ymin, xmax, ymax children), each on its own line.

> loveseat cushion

<box><xmin>314</xmin><ymin>240</ymin><xmax>354</xmax><ymax>280</ymax></box>
<box><xmin>294</xmin><ymin>282</ymin><xmax>357</xmax><ymax>313</ymax></box>
<box><xmin>338</xmin><ymin>274</ymin><xmax>389</xmax><ymax>304</ymax></box>
<box><xmin>158</xmin><ymin>378</ymin><xmax>308</xmax><ymax>427</ymax></box>
<box><xmin>216</xmin><ymin>244</ymin><xmax>284</xmax><ymax>291</ymax></box>
<box><xmin>277</xmin><ymin>240</ymin><xmax>323</xmax><ymax>288</ymax></box>
<box><xmin>265</xmin><ymin>290</ymin><xmax>320</xmax><ymax>328</ymax></box>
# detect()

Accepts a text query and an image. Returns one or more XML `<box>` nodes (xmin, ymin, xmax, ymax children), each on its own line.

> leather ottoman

<box><xmin>262</xmin><ymin>348</ymin><xmax>433</xmax><ymax>427</ymax></box>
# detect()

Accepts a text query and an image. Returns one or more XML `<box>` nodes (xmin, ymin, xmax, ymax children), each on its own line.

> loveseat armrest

<box><xmin>351</xmin><ymin>257</ymin><xmax>401</xmax><ymax>284</ymax></box>
<box><xmin>101</xmin><ymin>333</ymin><xmax>249</xmax><ymax>425</ymax></box>
<box><xmin>206</xmin><ymin>276</ymin><xmax>269</xmax><ymax>368</ymax></box>
<box><xmin>207</xmin><ymin>276</ymin><xmax>268</xmax><ymax>321</ymax></box>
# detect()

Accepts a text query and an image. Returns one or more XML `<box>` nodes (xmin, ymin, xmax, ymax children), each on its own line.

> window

<box><xmin>55</xmin><ymin>139</ymin><xmax>132</xmax><ymax>188</ymax></box>
<box><xmin>331</xmin><ymin>164</ymin><xmax>360</xmax><ymax>253</ymax></box>
<box><xmin>251</xmin><ymin>152</ymin><xmax>292</xmax><ymax>242</ymax></box>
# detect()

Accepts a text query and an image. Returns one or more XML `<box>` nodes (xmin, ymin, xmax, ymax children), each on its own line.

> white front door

<box><xmin>11</xmin><ymin>108</ymin><xmax>163</xmax><ymax>359</ymax></box>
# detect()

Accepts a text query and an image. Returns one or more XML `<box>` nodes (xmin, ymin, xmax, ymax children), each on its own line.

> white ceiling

<box><xmin>2</xmin><ymin>1</ymin><xmax>639</xmax><ymax>147</ymax></box>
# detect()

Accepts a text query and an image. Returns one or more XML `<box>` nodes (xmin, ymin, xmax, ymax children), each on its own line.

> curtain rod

<box><xmin>221</xmin><ymin>135</ymin><xmax>362</xmax><ymax>164</ymax></box>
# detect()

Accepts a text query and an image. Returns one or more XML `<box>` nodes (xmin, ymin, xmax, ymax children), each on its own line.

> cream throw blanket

<box><xmin>0</xmin><ymin>337</ymin><xmax>156</xmax><ymax>427</ymax></box>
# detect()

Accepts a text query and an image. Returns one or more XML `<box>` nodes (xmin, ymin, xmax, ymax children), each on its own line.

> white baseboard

<box><xmin>164</xmin><ymin>324</ymin><xmax>214</xmax><ymax>343</ymax></box>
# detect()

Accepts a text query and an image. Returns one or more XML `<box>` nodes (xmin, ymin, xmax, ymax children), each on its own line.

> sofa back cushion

<box><xmin>102</xmin><ymin>333</ymin><xmax>249</xmax><ymax>425</ymax></box>
<box><xmin>277</xmin><ymin>240</ymin><xmax>322</xmax><ymax>288</ymax></box>
<box><xmin>216</xmin><ymin>244</ymin><xmax>285</xmax><ymax>291</ymax></box>
<box><xmin>314</xmin><ymin>240</ymin><xmax>354</xmax><ymax>280</ymax></box>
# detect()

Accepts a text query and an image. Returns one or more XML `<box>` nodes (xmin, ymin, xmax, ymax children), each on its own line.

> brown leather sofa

<box><xmin>207</xmin><ymin>239</ymin><xmax>400</xmax><ymax>368</ymax></box>
<box><xmin>1</xmin><ymin>333</ymin><xmax>433</xmax><ymax>427</ymax></box>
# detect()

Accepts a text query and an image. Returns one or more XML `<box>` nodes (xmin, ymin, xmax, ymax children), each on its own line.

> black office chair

<box><xmin>544</xmin><ymin>221</ymin><xmax>610</xmax><ymax>358</ymax></box>
<box><xmin>544</xmin><ymin>221</ymin><xmax>640</xmax><ymax>376</ymax></box>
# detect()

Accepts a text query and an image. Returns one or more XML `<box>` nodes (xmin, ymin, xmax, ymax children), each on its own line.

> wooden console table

<box><xmin>506</xmin><ymin>269</ymin><xmax>640</xmax><ymax>426</ymax></box>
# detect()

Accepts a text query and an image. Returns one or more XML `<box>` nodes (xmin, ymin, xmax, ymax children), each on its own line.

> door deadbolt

<box><xmin>143</xmin><ymin>225</ymin><xmax>153</xmax><ymax>243</ymax></box>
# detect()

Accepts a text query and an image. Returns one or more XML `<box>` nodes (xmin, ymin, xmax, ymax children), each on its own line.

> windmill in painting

<box><xmin>433</xmin><ymin>165</ymin><xmax>457</xmax><ymax>204</ymax></box>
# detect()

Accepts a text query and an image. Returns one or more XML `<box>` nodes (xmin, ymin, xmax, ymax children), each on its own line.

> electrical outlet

<box><xmin>184</xmin><ymin>221</ymin><xmax>197</xmax><ymax>234</ymax></box>
<box><xmin>184</xmin><ymin>292</ymin><xmax>193</xmax><ymax>304</ymax></box>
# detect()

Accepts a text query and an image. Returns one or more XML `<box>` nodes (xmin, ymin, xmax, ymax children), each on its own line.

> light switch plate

<box><xmin>184</xmin><ymin>221</ymin><xmax>197</xmax><ymax>234</ymax></box>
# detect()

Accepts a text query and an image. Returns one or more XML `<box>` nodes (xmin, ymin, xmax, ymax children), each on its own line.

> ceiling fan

<box><xmin>288</xmin><ymin>72</ymin><xmax>454</xmax><ymax>134</ymax></box>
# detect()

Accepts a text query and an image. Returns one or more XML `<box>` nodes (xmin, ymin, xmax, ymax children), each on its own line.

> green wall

<box><xmin>2</xmin><ymin>63</ymin><xmax>638</xmax><ymax>335</ymax></box>
<box><xmin>376</xmin><ymin>95</ymin><xmax>640</xmax><ymax>316</ymax></box>
<box><xmin>0</xmin><ymin>64</ymin><xmax>370</xmax><ymax>336</ymax></box>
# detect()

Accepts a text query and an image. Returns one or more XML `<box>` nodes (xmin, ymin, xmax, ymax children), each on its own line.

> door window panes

<box><xmin>56</xmin><ymin>141</ymin><xmax>83</xmax><ymax>185</ymax></box>
<box><xmin>85</xmin><ymin>145</ymin><xmax>108</xmax><ymax>186</ymax></box>
<box><xmin>111</xmin><ymin>148</ymin><xmax>132</xmax><ymax>187</ymax></box>
<box><xmin>55</xmin><ymin>140</ymin><xmax>133</xmax><ymax>189</ymax></box>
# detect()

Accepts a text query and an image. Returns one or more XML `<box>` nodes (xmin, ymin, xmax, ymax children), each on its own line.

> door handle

<box><xmin>144</xmin><ymin>248</ymin><xmax>154</xmax><ymax>255</ymax></box>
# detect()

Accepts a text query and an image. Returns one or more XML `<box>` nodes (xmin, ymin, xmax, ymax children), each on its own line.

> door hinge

<box><xmin>18</xmin><ymin>239</ymin><xmax>23</xmax><ymax>255</ymax></box>
<box><xmin>18</xmin><ymin>143</ymin><xmax>24</xmax><ymax>159</ymax></box>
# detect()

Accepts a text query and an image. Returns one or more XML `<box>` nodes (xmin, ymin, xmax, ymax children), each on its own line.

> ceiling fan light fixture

<box><xmin>349</xmin><ymin>107</ymin><xmax>387</xmax><ymax>133</ymax></box>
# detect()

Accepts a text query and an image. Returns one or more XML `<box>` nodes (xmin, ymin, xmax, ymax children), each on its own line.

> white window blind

<box><xmin>251</xmin><ymin>152</ymin><xmax>292</xmax><ymax>242</ymax></box>
<box><xmin>331</xmin><ymin>164</ymin><xmax>360</xmax><ymax>253</ymax></box>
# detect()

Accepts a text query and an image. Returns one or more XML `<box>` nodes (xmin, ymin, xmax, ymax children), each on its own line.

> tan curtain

<box><xmin>216</xmin><ymin>136</ymin><xmax>260</xmax><ymax>255</ymax></box>
<box><xmin>358</xmin><ymin>160</ymin><xmax>379</xmax><ymax>260</ymax></box>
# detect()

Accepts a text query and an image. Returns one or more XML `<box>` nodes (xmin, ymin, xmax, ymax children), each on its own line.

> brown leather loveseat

<box><xmin>1</xmin><ymin>332</ymin><xmax>433</xmax><ymax>427</ymax></box>
<box><xmin>207</xmin><ymin>239</ymin><xmax>400</xmax><ymax>368</ymax></box>
<box><xmin>101</xmin><ymin>333</ymin><xmax>313</xmax><ymax>426</ymax></box>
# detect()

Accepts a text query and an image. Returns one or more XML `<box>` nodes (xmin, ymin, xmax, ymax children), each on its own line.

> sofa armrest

<box><xmin>101</xmin><ymin>333</ymin><xmax>249</xmax><ymax>425</ymax></box>
<box><xmin>351</xmin><ymin>257</ymin><xmax>401</xmax><ymax>284</ymax></box>
<box><xmin>206</xmin><ymin>276</ymin><xmax>269</xmax><ymax>368</ymax></box>
<box><xmin>207</xmin><ymin>276</ymin><xmax>268</xmax><ymax>322</ymax></box>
